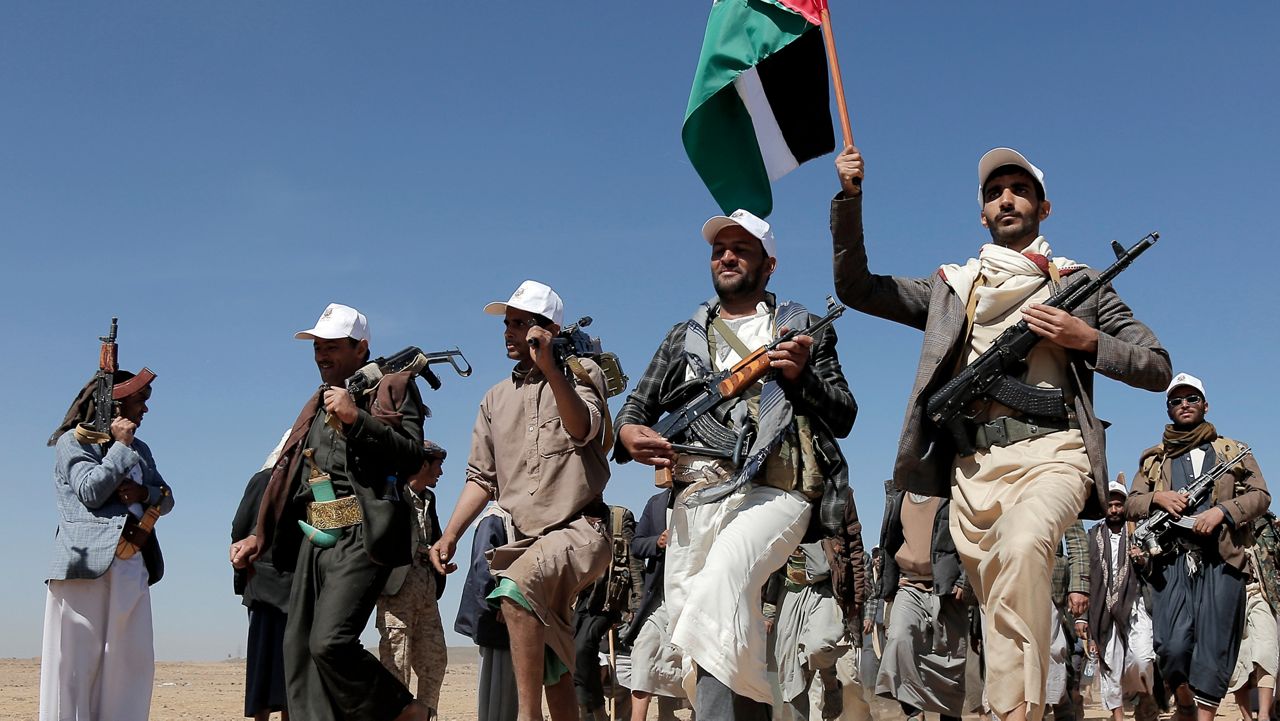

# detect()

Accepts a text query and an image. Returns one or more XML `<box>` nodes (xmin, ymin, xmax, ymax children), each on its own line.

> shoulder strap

<box><xmin>566</xmin><ymin>358</ymin><xmax>614</xmax><ymax>453</ymax></box>
<box><xmin>711</xmin><ymin>316</ymin><xmax>757</xmax><ymax>359</ymax></box>
<box><xmin>611</xmin><ymin>506</ymin><xmax>625</xmax><ymax>536</ymax></box>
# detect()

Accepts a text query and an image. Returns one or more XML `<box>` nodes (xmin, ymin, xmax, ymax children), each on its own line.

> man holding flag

<box><xmin>830</xmin><ymin>144</ymin><xmax>1171</xmax><ymax>721</ymax></box>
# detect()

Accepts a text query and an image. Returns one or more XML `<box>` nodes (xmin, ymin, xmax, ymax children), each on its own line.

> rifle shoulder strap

<box><xmin>950</xmin><ymin>275</ymin><xmax>987</xmax><ymax>377</ymax></box>
<box><xmin>566</xmin><ymin>357</ymin><xmax>614</xmax><ymax>453</ymax></box>
<box><xmin>1210</xmin><ymin>436</ymin><xmax>1245</xmax><ymax>504</ymax></box>
<box><xmin>710</xmin><ymin>315</ymin><xmax>758</xmax><ymax>360</ymax></box>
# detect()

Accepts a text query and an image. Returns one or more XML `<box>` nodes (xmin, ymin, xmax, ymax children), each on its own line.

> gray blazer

<box><xmin>831</xmin><ymin>193</ymin><xmax>1171</xmax><ymax>517</ymax></box>
<box><xmin>49</xmin><ymin>431</ymin><xmax>174</xmax><ymax>584</ymax></box>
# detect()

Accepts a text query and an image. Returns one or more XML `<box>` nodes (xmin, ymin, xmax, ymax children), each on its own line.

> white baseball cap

<box><xmin>701</xmin><ymin>209</ymin><xmax>777</xmax><ymax>259</ymax></box>
<box><xmin>1166</xmin><ymin>372</ymin><xmax>1206</xmax><ymax>398</ymax></box>
<box><xmin>295</xmin><ymin>303</ymin><xmax>370</xmax><ymax>342</ymax></box>
<box><xmin>978</xmin><ymin>147</ymin><xmax>1047</xmax><ymax>204</ymax></box>
<box><xmin>1108</xmin><ymin>474</ymin><xmax>1128</xmax><ymax>499</ymax></box>
<box><xmin>484</xmin><ymin>280</ymin><xmax>564</xmax><ymax>326</ymax></box>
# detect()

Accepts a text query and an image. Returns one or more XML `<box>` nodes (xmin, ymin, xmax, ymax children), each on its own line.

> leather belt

<box><xmin>306</xmin><ymin>495</ymin><xmax>362</xmax><ymax>530</ymax></box>
<box><xmin>968</xmin><ymin>414</ymin><xmax>1079</xmax><ymax>452</ymax></box>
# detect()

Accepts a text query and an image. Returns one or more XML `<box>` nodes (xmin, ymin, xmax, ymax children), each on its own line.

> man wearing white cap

<box><xmin>830</xmin><ymin>144</ymin><xmax>1171</xmax><ymax>721</ymax></box>
<box><xmin>432</xmin><ymin>281</ymin><xmax>612</xmax><ymax>721</ymax></box>
<box><xmin>232</xmin><ymin>302</ymin><xmax>431</xmax><ymax>721</ymax></box>
<box><xmin>1126</xmin><ymin>373</ymin><xmax>1270</xmax><ymax>721</ymax></box>
<box><xmin>616</xmin><ymin>211</ymin><xmax>859</xmax><ymax>721</ymax></box>
<box><xmin>1086</xmin><ymin>476</ymin><xmax>1158</xmax><ymax>721</ymax></box>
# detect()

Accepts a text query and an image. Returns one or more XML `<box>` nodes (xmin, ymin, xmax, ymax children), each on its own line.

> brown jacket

<box><xmin>1125</xmin><ymin>436</ymin><xmax>1269</xmax><ymax>570</ymax></box>
<box><xmin>831</xmin><ymin>193</ymin><xmax>1172</xmax><ymax>518</ymax></box>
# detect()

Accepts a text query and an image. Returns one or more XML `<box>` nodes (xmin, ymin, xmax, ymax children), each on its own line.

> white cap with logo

<box><xmin>1166</xmin><ymin>372</ymin><xmax>1206</xmax><ymax>398</ymax></box>
<box><xmin>484</xmin><ymin>280</ymin><xmax>565</xmax><ymax>326</ymax></box>
<box><xmin>978</xmin><ymin>147</ymin><xmax>1047</xmax><ymax>205</ymax></box>
<box><xmin>295</xmin><ymin>303</ymin><xmax>370</xmax><ymax>343</ymax></box>
<box><xmin>1108</xmin><ymin>473</ymin><xmax>1128</xmax><ymax>499</ymax></box>
<box><xmin>701</xmin><ymin>209</ymin><xmax>777</xmax><ymax>259</ymax></box>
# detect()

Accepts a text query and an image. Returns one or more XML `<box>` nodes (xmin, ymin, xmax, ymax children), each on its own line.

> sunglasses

<box><xmin>1166</xmin><ymin>394</ymin><xmax>1203</xmax><ymax>408</ymax></box>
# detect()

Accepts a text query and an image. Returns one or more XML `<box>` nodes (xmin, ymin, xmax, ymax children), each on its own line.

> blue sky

<box><xmin>2</xmin><ymin>3</ymin><xmax>1277</xmax><ymax>660</ymax></box>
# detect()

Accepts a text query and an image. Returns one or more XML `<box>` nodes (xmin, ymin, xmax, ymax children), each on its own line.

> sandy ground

<box><xmin>0</xmin><ymin>654</ymin><xmax>1250</xmax><ymax>721</ymax></box>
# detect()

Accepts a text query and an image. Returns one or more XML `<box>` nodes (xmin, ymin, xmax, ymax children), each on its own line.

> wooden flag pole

<box><xmin>819</xmin><ymin>2</ymin><xmax>855</xmax><ymax>149</ymax></box>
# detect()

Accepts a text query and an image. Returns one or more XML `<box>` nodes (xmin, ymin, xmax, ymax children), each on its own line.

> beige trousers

<box><xmin>951</xmin><ymin>430</ymin><xmax>1090</xmax><ymax>721</ymax></box>
<box><xmin>376</xmin><ymin>566</ymin><xmax>447</xmax><ymax>708</ymax></box>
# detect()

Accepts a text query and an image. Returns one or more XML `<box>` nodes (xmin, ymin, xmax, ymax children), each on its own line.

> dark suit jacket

<box><xmin>831</xmin><ymin>193</ymin><xmax>1172</xmax><ymax>517</ymax></box>
<box><xmin>878</xmin><ymin>491</ymin><xmax>964</xmax><ymax>598</ymax></box>
<box><xmin>257</xmin><ymin>371</ymin><xmax>426</xmax><ymax>570</ymax></box>
<box><xmin>1126</xmin><ymin>437</ymin><xmax>1269</xmax><ymax>570</ymax></box>
<box><xmin>622</xmin><ymin>489</ymin><xmax>670</xmax><ymax>646</ymax></box>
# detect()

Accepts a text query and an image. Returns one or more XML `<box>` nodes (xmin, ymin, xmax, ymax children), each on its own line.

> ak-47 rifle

<box><xmin>529</xmin><ymin>316</ymin><xmax>629</xmax><ymax>398</ymax></box>
<box><xmin>324</xmin><ymin>346</ymin><xmax>473</xmax><ymax>431</ymax></box>
<box><xmin>925</xmin><ymin>232</ymin><xmax>1160</xmax><ymax>457</ymax></box>
<box><xmin>1132</xmin><ymin>444</ymin><xmax>1254</xmax><ymax>561</ymax></box>
<box><xmin>74</xmin><ymin>317</ymin><xmax>119</xmax><ymax>445</ymax></box>
<box><xmin>650</xmin><ymin>297</ymin><xmax>846</xmax><ymax>486</ymax></box>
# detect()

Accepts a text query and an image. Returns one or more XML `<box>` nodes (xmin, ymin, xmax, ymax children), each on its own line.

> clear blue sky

<box><xmin>2</xmin><ymin>3</ymin><xmax>1276</xmax><ymax>660</ymax></box>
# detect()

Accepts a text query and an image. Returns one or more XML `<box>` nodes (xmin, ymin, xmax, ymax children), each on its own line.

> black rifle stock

<box><xmin>926</xmin><ymin>232</ymin><xmax>1159</xmax><ymax>457</ymax></box>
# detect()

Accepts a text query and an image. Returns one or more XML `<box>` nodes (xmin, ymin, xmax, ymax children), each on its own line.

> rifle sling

<box><xmin>710</xmin><ymin>315</ymin><xmax>759</xmax><ymax>361</ymax></box>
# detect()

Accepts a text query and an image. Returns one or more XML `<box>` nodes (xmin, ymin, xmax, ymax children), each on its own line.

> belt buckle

<box><xmin>985</xmin><ymin>418</ymin><xmax>1009</xmax><ymax>448</ymax></box>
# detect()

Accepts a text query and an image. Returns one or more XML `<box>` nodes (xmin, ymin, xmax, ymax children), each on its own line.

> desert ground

<box><xmin>0</xmin><ymin>653</ymin><xmax>1251</xmax><ymax>721</ymax></box>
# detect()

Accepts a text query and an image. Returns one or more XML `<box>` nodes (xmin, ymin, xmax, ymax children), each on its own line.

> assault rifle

<box><xmin>529</xmin><ymin>316</ymin><xmax>629</xmax><ymax>398</ymax></box>
<box><xmin>324</xmin><ymin>347</ymin><xmax>473</xmax><ymax>433</ymax></box>
<box><xmin>73</xmin><ymin>318</ymin><xmax>119</xmax><ymax>445</ymax></box>
<box><xmin>651</xmin><ymin>297</ymin><xmax>846</xmax><ymax>486</ymax></box>
<box><xmin>1132</xmin><ymin>445</ymin><xmax>1254</xmax><ymax>561</ymax></box>
<box><xmin>344</xmin><ymin>346</ymin><xmax>473</xmax><ymax>396</ymax></box>
<box><xmin>925</xmin><ymin>232</ymin><xmax>1159</xmax><ymax>457</ymax></box>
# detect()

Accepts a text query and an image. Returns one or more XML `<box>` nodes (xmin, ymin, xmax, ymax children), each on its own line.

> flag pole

<box><xmin>819</xmin><ymin>1</ymin><xmax>854</xmax><ymax>149</ymax></box>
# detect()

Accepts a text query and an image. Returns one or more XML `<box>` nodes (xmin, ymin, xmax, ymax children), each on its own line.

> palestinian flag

<box><xmin>682</xmin><ymin>0</ymin><xmax>835</xmax><ymax>218</ymax></box>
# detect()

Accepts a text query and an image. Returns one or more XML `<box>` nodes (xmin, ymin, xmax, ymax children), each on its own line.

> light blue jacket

<box><xmin>48</xmin><ymin>431</ymin><xmax>174</xmax><ymax>584</ymax></box>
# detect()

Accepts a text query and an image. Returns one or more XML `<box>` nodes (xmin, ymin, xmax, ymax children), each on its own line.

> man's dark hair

<box><xmin>984</xmin><ymin>163</ymin><xmax>1045</xmax><ymax>204</ymax></box>
<box><xmin>346</xmin><ymin>337</ymin><xmax>371</xmax><ymax>363</ymax></box>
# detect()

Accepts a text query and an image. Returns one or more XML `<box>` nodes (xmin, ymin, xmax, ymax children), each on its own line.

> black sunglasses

<box><xmin>1166</xmin><ymin>394</ymin><xmax>1203</xmax><ymax>408</ymax></box>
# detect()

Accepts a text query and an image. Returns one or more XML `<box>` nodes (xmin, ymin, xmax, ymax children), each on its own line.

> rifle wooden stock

<box><xmin>716</xmin><ymin>347</ymin><xmax>772</xmax><ymax>398</ymax></box>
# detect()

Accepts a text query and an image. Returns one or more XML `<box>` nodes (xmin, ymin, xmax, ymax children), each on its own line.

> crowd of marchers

<box><xmin>39</xmin><ymin>145</ymin><xmax>1271</xmax><ymax>721</ymax></box>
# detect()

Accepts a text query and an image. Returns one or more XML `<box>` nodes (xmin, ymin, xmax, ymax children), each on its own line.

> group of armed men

<box><xmin>42</xmin><ymin>143</ymin><xmax>1273</xmax><ymax>721</ymax></box>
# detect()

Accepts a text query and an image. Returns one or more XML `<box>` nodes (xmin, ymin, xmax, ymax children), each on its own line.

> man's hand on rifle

<box><xmin>1152</xmin><ymin>490</ymin><xmax>1188</xmax><ymax>519</ymax></box>
<box><xmin>323</xmin><ymin>387</ymin><xmax>359</xmax><ymax>425</ymax></box>
<box><xmin>1022</xmin><ymin>305</ymin><xmax>1099</xmax><ymax>354</ymax></box>
<box><xmin>526</xmin><ymin>325</ymin><xmax>557</xmax><ymax>375</ymax></box>
<box><xmin>769</xmin><ymin>328</ymin><xmax>813</xmax><ymax>381</ymax></box>
<box><xmin>110</xmin><ymin>416</ymin><xmax>137</xmax><ymax>446</ymax></box>
<box><xmin>1193</xmin><ymin>506</ymin><xmax>1227</xmax><ymax>536</ymax></box>
<box><xmin>116</xmin><ymin>480</ymin><xmax>148</xmax><ymax>505</ymax></box>
<box><xmin>657</xmin><ymin>529</ymin><xmax>669</xmax><ymax>550</ymax></box>
<box><xmin>619</xmin><ymin>424</ymin><xmax>675</xmax><ymax>468</ymax></box>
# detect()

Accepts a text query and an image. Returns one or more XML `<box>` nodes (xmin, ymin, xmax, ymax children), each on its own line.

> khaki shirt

<box><xmin>466</xmin><ymin>358</ymin><xmax>610</xmax><ymax>537</ymax></box>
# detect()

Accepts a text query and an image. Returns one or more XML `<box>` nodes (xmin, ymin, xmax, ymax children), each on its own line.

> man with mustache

<box><xmin>432</xmin><ymin>280</ymin><xmax>612</xmax><ymax>721</ymax></box>
<box><xmin>831</xmin><ymin>145</ymin><xmax>1171</xmax><ymax>721</ymax></box>
<box><xmin>232</xmin><ymin>302</ymin><xmax>430</xmax><ymax>721</ymax></box>
<box><xmin>1126</xmin><ymin>373</ymin><xmax>1269</xmax><ymax>721</ymax></box>
<box><xmin>616</xmin><ymin>211</ymin><xmax>858</xmax><ymax>721</ymax></box>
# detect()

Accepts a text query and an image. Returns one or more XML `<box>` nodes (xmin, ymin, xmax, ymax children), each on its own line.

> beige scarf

<box><xmin>940</xmin><ymin>237</ymin><xmax>1085</xmax><ymax>323</ymax></box>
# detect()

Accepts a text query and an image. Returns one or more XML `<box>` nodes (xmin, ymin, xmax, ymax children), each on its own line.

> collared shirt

<box><xmin>466</xmin><ymin>358</ymin><xmax>610</xmax><ymax>537</ymax></box>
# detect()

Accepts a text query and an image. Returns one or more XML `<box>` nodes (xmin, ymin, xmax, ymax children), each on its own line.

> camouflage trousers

<box><xmin>376</xmin><ymin>567</ymin><xmax>447</xmax><ymax>709</ymax></box>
